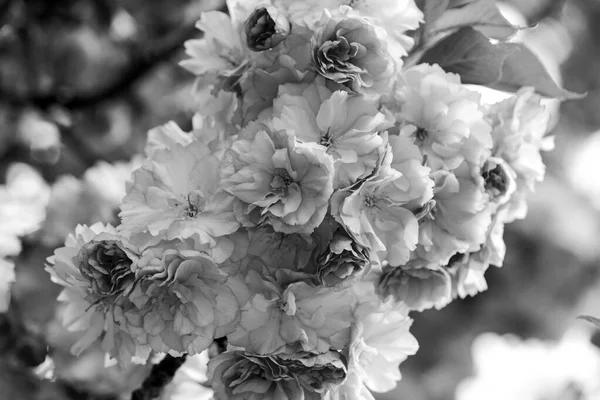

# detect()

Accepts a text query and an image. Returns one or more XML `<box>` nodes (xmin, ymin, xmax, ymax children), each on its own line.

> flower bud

<box><xmin>75</xmin><ymin>234</ymin><xmax>137</xmax><ymax>298</ymax></box>
<box><xmin>315</xmin><ymin>230</ymin><xmax>370</xmax><ymax>288</ymax></box>
<box><xmin>244</xmin><ymin>6</ymin><xmax>290</xmax><ymax>51</ymax></box>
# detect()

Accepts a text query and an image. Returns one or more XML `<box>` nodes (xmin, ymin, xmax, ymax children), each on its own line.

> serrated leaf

<box><xmin>489</xmin><ymin>43</ymin><xmax>586</xmax><ymax>100</ymax></box>
<box><xmin>578</xmin><ymin>315</ymin><xmax>600</xmax><ymax>329</ymax></box>
<box><xmin>430</xmin><ymin>0</ymin><xmax>518</xmax><ymax>40</ymax></box>
<box><xmin>420</xmin><ymin>27</ymin><xmax>515</xmax><ymax>85</ymax></box>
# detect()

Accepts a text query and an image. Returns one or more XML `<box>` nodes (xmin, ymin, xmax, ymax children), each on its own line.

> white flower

<box><xmin>120</xmin><ymin>140</ymin><xmax>239</xmax><ymax>253</ymax></box>
<box><xmin>119</xmin><ymin>239</ymin><xmax>240</xmax><ymax>356</ymax></box>
<box><xmin>386</xmin><ymin>64</ymin><xmax>493</xmax><ymax>172</ymax></box>
<box><xmin>228</xmin><ymin>268</ymin><xmax>354</xmax><ymax>355</ymax></box>
<box><xmin>272</xmin><ymin>85</ymin><xmax>393</xmax><ymax>187</ymax></box>
<box><xmin>180</xmin><ymin>11</ymin><xmax>249</xmax><ymax>96</ymax></box>
<box><xmin>350</xmin><ymin>298</ymin><xmax>418</xmax><ymax>392</ymax></box>
<box><xmin>274</xmin><ymin>0</ymin><xmax>422</xmax><ymax>58</ymax></box>
<box><xmin>221</xmin><ymin>124</ymin><xmax>334</xmax><ymax>234</ymax></box>
<box><xmin>0</xmin><ymin>163</ymin><xmax>50</xmax><ymax>256</ymax></box>
<box><xmin>45</xmin><ymin>223</ymin><xmax>148</xmax><ymax>364</ymax></box>
<box><xmin>487</xmin><ymin>87</ymin><xmax>552</xmax><ymax>222</ymax></box>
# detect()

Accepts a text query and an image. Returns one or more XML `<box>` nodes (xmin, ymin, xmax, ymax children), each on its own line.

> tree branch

<box><xmin>130</xmin><ymin>354</ymin><xmax>187</xmax><ymax>400</ymax></box>
<box><xmin>0</xmin><ymin>23</ymin><xmax>200</xmax><ymax>110</ymax></box>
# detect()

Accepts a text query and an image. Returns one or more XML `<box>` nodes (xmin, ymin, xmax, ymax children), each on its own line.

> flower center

<box><xmin>415</xmin><ymin>126</ymin><xmax>428</xmax><ymax>143</ymax></box>
<box><xmin>364</xmin><ymin>193</ymin><xmax>377</xmax><ymax>208</ymax></box>
<box><xmin>320</xmin><ymin>131</ymin><xmax>333</xmax><ymax>147</ymax></box>
<box><xmin>482</xmin><ymin>162</ymin><xmax>508</xmax><ymax>198</ymax></box>
<box><xmin>271</xmin><ymin>168</ymin><xmax>295</xmax><ymax>194</ymax></box>
<box><xmin>184</xmin><ymin>192</ymin><xmax>206</xmax><ymax>218</ymax></box>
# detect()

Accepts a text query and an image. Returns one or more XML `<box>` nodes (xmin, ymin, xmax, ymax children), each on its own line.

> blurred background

<box><xmin>1</xmin><ymin>0</ymin><xmax>600</xmax><ymax>399</ymax></box>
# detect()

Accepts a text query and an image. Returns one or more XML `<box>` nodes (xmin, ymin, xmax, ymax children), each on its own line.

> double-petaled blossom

<box><xmin>272</xmin><ymin>85</ymin><xmax>394</xmax><ymax>188</ymax></box>
<box><xmin>228</xmin><ymin>268</ymin><xmax>354</xmax><ymax>355</ymax></box>
<box><xmin>314</xmin><ymin>228</ymin><xmax>371</xmax><ymax>288</ymax></box>
<box><xmin>180</xmin><ymin>11</ymin><xmax>249</xmax><ymax>97</ymax></box>
<box><xmin>120</xmin><ymin>140</ymin><xmax>239</xmax><ymax>255</ymax></box>
<box><xmin>274</xmin><ymin>0</ymin><xmax>422</xmax><ymax>57</ymax></box>
<box><xmin>116</xmin><ymin>239</ymin><xmax>240</xmax><ymax>356</ymax></box>
<box><xmin>331</xmin><ymin>139</ymin><xmax>433</xmax><ymax>266</ymax></box>
<box><xmin>385</xmin><ymin>63</ymin><xmax>493</xmax><ymax>172</ymax></box>
<box><xmin>378</xmin><ymin>261</ymin><xmax>452</xmax><ymax>311</ymax></box>
<box><xmin>311</xmin><ymin>7</ymin><xmax>395</xmax><ymax>95</ymax></box>
<box><xmin>208</xmin><ymin>351</ymin><xmax>297</xmax><ymax>400</ymax></box>
<box><xmin>220</xmin><ymin>124</ymin><xmax>334</xmax><ymax>234</ymax></box>
<box><xmin>348</xmin><ymin>297</ymin><xmax>418</xmax><ymax>392</ymax></box>
<box><xmin>417</xmin><ymin>162</ymin><xmax>492</xmax><ymax>266</ymax></box>
<box><xmin>45</xmin><ymin>223</ymin><xmax>147</xmax><ymax>363</ymax></box>
<box><xmin>486</xmin><ymin>87</ymin><xmax>552</xmax><ymax>222</ymax></box>
<box><xmin>208</xmin><ymin>349</ymin><xmax>347</xmax><ymax>400</ymax></box>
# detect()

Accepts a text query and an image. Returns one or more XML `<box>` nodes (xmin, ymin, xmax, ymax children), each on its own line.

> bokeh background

<box><xmin>1</xmin><ymin>0</ymin><xmax>600</xmax><ymax>399</ymax></box>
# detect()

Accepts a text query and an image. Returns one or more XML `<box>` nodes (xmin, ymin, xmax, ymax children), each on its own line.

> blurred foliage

<box><xmin>1</xmin><ymin>0</ymin><xmax>600</xmax><ymax>399</ymax></box>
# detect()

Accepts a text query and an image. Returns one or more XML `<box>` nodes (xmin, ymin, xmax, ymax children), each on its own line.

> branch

<box><xmin>0</xmin><ymin>23</ymin><xmax>199</xmax><ymax>110</ymax></box>
<box><xmin>130</xmin><ymin>354</ymin><xmax>187</xmax><ymax>400</ymax></box>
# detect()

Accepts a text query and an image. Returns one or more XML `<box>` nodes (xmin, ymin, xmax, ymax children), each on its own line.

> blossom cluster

<box><xmin>45</xmin><ymin>0</ymin><xmax>553</xmax><ymax>399</ymax></box>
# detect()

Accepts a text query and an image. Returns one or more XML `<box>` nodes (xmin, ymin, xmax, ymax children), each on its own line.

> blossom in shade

<box><xmin>280</xmin><ymin>351</ymin><xmax>348</xmax><ymax>394</ymax></box>
<box><xmin>311</xmin><ymin>7</ymin><xmax>395</xmax><ymax>94</ymax></box>
<box><xmin>272</xmin><ymin>86</ymin><xmax>393</xmax><ymax>187</ymax></box>
<box><xmin>247</xmin><ymin>226</ymin><xmax>316</xmax><ymax>272</ymax></box>
<box><xmin>208</xmin><ymin>351</ymin><xmax>304</xmax><ymax>400</ymax></box>
<box><xmin>45</xmin><ymin>223</ymin><xmax>146</xmax><ymax>363</ymax></box>
<box><xmin>221</xmin><ymin>125</ymin><xmax>334</xmax><ymax>234</ymax></box>
<box><xmin>387</xmin><ymin>64</ymin><xmax>493</xmax><ymax>172</ymax></box>
<box><xmin>119</xmin><ymin>140</ymin><xmax>239</xmax><ymax>253</ymax></box>
<box><xmin>117</xmin><ymin>239</ymin><xmax>240</xmax><ymax>356</ymax></box>
<box><xmin>378</xmin><ymin>262</ymin><xmax>452</xmax><ymax>311</ymax></box>
<box><xmin>245</xmin><ymin>6</ymin><xmax>291</xmax><ymax>51</ymax></box>
<box><xmin>314</xmin><ymin>228</ymin><xmax>371</xmax><ymax>288</ymax></box>
<box><xmin>228</xmin><ymin>268</ymin><xmax>354</xmax><ymax>355</ymax></box>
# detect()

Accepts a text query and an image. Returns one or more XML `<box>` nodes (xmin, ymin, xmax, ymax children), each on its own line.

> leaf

<box><xmin>419</xmin><ymin>28</ymin><xmax>585</xmax><ymax>100</ymax></box>
<box><xmin>430</xmin><ymin>0</ymin><xmax>518</xmax><ymax>40</ymax></box>
<box><xmin>578</xmin><ymin>315</ymin><xmax>600</xmax><ymax>330</ymax></box>
<box><xmin>420</xmin><ymin>27</ymin><xmax>515</xmax><ymax>85</ymax></box>
<box><xmin>489</xmin><ymin>43</ymin><xmax>586</xmax><ymax>100</ymax></box>
<box><xmin>424</xmin><ymin>0</ymin><xmax>450</xmax><ymax>26</ymax></box>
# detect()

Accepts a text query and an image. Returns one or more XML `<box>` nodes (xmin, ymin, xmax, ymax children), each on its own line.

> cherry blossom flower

<box><xmin>221</xmin><ymin>125</ymin><xmax>334</xmax><ymax>234</ymax></box>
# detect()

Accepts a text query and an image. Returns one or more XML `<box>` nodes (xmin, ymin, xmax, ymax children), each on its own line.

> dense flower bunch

<box><xmin>45</xmin><ymin>0</ymin><xmax>558</xmax><ymax>399</ymax></box>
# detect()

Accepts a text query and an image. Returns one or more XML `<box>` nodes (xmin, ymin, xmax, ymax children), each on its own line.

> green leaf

<box><xmin>430</xmin><ymin>0</ymin><xmax>518</xmax><ymax>40</ymax></box>
<box><xmin>489</xmin><ymin>43</ymin><xmax>586</xmax><ymax>100</ymax></box>
<box><xmin>424</xmin><ymin>0</ymin><xmax>450</xmax><ymax>26</ymax></box>
<box><xmin>420</xmin><ymin>27</ymin><xmax>515</xmax><ymax>85</ymax></box>
<box><xmin>578</xmin><ymin>315</ymin><xmax>600</xmax><ymax>329</ymax></box>
<box><xmin>419</xmin><ymin>27</ymin><xmax>585</xmax><ymax>100</ymax></box>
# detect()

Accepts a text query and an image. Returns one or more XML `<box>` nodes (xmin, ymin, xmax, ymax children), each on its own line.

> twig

<box><xmin>130</xmin><ymin>354</ymin><xmax>188</xmax><ymax>400</ymax></box>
